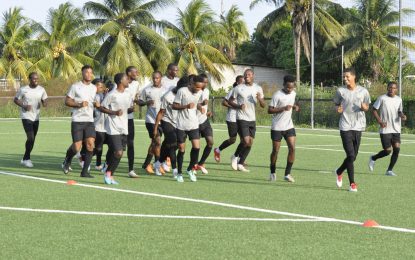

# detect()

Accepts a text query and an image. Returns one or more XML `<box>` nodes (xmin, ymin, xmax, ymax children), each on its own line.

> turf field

<box><xmin>0</xmin><ymin>118</ymin><xmax>414</xmax><ymax>259</ymax></box>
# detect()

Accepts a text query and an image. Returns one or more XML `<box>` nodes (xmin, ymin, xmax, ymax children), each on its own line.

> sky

<box><xmin>1</xmin><ymin>0</ymin><xmax>414</xmax><ymax>61</ymax></box>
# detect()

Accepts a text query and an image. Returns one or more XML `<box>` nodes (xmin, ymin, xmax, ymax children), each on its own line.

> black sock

<box><xmin>127</xmin><ymin>144</ymin><xmax>134</xmax><ymax>172</ymax></box>
<box><xmin>142</xmin><ymin>153</ymin><xmax>153</xmax><ymax>168</ymax></box>
<box><xmin>177</xmin><ymin>150</ymin><xmax>185</xmax><ymax>174</ymax></box>
<box><xmin>219</xmin><ymin>140</ymin><xmax>233</xmax><ymax>151</ymax></box>
<box><xmin>108</xmin><ymin>154</ymin><xmax>121</xmax><ymax>175</ymax></box>
<box><xmin>198</xmin><ymin>146</ymin><xmax>212</xmax><ymax>165</ymax></box>
<box><xmin>155</xmin><ymin>155</ymin><xmax>160</xmax><ymax>163</ymax></box>
<box><xmin>159</xmin><ymin>143</ymin><xmax>168</xmax><ymax>163</ymax></box>
<box><xmin>169</xmin><ymin>147</ymin><xmax>177</xmax><ymax>169</ymax></box>
<box><xmin>105</xmin><ymin>148</ymin><xmax>112</xmax><ymax>166</ymax></box>
<box><xmin>81</xmin><ymin>150</ymin><xmax>93</xmax><ymax>176</ymax></box>
<box><xmin>345</xmin><ymin>156</ymin><xmax>355</xmax><ymax>184</ymax></box>
<box><xmin>270</xmin><ymin>163</ymin><xmax>276</xmax><ymax>174</ymax></box>
<box><xmin>285</xmin><ymin>162</ymin><xmax>293</xmax><ymax>176</ymax></box>
<box><xmin>388</xmin><ymin>148</ymin><xmax>400</xmax><ymax>171</ymax></box>
<box><xmin>238</xmin><ymin>146</ymin><xmax>251</xmax><ymax>165</ymax></box>
<box><xmin>187</xmin><ymin>148</ymin><xmax>200</xmax><ymax>171</ymax></box>
<box><xmin>95</xmin><ymin>148</ymin><xmax>103</xmax><ymax>166</ymax></box>
<box><xmin>372</xmin><ymin>150</ymin><xmax>390</xmax><ymax>161</ymax></box>
<box><xmin>234</xmin><ymin>143</ymin><xmax>244</xmax><ymax>157</ymax></box>
<box><xmin>23</xmin><ymin>137</ymin><xmax>35</xmax><ymax>160</ymax></box>
<box><xmin>65</xmin><ymin>145</ymin><xmax>77</xmax><ymax>164</ymax></box>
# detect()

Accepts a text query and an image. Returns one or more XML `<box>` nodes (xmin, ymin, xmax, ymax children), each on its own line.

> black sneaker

<box><xmin>62</xmin><ymin>160</ymin><xmax>70</xmax><ymax>175</ymax></box>
<box><xmin>80</xmin><ymin>173</ymin><xmax>94</xmax><ymax>178</ymax></box>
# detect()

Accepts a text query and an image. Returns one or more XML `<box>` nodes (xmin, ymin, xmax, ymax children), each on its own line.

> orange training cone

<box><xmin>362</xmin><ymin>219</ymin><xmax>379</xmax><ymax>227</ymax></box>
<box><xmin>67</xmin><ymin>180</ymin><xmax>77</xmax><ymax>185</ymax></box>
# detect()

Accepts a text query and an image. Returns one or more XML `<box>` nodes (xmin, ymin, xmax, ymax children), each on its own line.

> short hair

<box><xmin>28</xmin><ymin>72</ymin><xmax>38</xmax><ymax>80</ymax></box>
<box><xmin>192</xmin><ymin>75</ymin><xmax>205</xmax><ymax>83</ymax></box>
<box><xmin>344</xmin><ymin>67</ymin><xmax>356</xmax><ymax>76</ymax></box>
<box><xmin>244</xmin><ymin>68</ymin><xmax>254</xmax><ymax>74</ymax></box>
<box><xmin>81</xmin><ymin>64</ymin><xmax>93</xmax><ymax>72</ymax></box>
<box><xmin>125</xmin><ymin>66</ymin><xmax>137</xmax><ymax>74</ymax></box>
<box><xmin>167</xmin><ymin>63</ymin><xmax>178</xmax><ymax>70</ymax></box>
<box><xmin>387</xmin><ymin>81</ymin><xmax>398</xmax><ymax>88</ymax></box>
<box><xmin>92</xmin><ymin>78</ymin><xmax>104</xmax><ymax>85</ymax></box>
<box><xmin>152</xmin><ymin>71</ymin><xmax>162</xmax><ymax>77</ymax></box>
<box><xmin>114</xmin><ymin>73</ymin><xmax>125</xmax><ymax>85</ymax></box>
<box><xmin>105</xmin><ymin>80</ymin><xmax>115</xmax><ymax>91</ymax></box>
<box><xmin>199</xmin><ymin>73</ymin><xmax>208</xmax><ymax>79</ymax></box>
<box><xmin>283</xmin><ymin>75</ymin><xmax>296</xmax><ymax>85</ymax></box>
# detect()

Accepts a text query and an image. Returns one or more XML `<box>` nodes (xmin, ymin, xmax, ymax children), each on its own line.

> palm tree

<box><xmin>218</xmin><ymin>5</ymin><xmax>249</xmax><ymax>61</ymax></box>
<box><xmin>250</xmin><ymin>0</ymin><xmax>345</xmax><ymax>84</ymax></box>
<box><xmin>83</xmin><ymin>0</ymin><xmax>174</xmax><ymax>77</ymax></box>
<box><xmin>0</xmin><ymin>8</ymin><xmax>35</xmax><ymax>84</ymax></box>
<box><xmin>163</xmin><ymin>0</ymin><xmax>233</xmax><ymax>83</ymax></box>
<box><xmin>343</xmin><ymin>0</ymin><xmax>415</xmax><ymax>81</ymax></box>
<box><xmin>29</xmin><ymin>3</ymin><xmax>96</xmax><ymax>79</ymax></box>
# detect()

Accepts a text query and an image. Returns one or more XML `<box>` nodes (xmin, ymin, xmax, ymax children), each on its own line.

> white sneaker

<box><xmin>172</xmin><ymin>168</ymin><xmax>178</xmax><ymax>179</ymax></box>
<box><xmin>21</xmin><ymin>159</ymin><xmax>34</xmax><ymax>168</ymax></box>
<box><xmin>368</xmin><ymin>156</ymin><xmax>375</xmax><ymax>172</ymax></box>
<box><xmin>386</xmin><ymin>170</ymin><xmax>397</xmax><ymax>176</ymax></box>
<box><xmin>76</xmin><ymin>153</ymin><xmax>83</xmax><ymax>168</ymax></box>
<box><xmin>349</xmin><ymin>183</ymin><xmax>357</xmax><ymax>192</ymax></box>
<box><xmin>187</xmin><ymin>170</ymin><xmax>197</xmax><ymax>182</ymax></box>
<box><xmin>335</xmin><ymin>169</ymin><xmax>343</xmax><ymax>188</ymax></box>
<box><xmin>177</xmin><ymin>174</ymin><xmax>184</xmax><ymax>183</ymax></box>
<box><xmin>95</xmin><ymin>164</ymin><xmax>103</xmax><ymax>171</ymax></box>
<box><xmin>128</xmin><ymin>170</ymin><xmax>139</xmax><ymax>178</ymax></box>
<box><xmin>154</xmin><ymin>161</ymin><xmax>162</xmax><ymax>176</ymax></box>
<box><xmin>231</xmin><ymin>155</ymin><xmax>238</xmax><ymax>170</ymax></box>
<box><xmin>197</xmin><ymin>164</ymin><xmax>208</xmax><ymax>174</ymax></box>
<box><xmin>162</xmin><ymin>162</ymin><xmax>171</xmax><ymax>172</ymax></box>
<box><xmin>284</xmin><ymin>174</ymin><xmax>295</xmax><ymax>183</ymax></box>
<box><xmin>237</xmin><ymin>164</ymin><xmax>250</xmax><ymax>172</ymax></box>
<box><xmin>269</xmin><ymin>173</ymin><xmax>276</xmax><ymax>182</ymax></box>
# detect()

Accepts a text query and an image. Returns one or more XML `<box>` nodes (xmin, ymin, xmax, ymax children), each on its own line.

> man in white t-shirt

<box><xmin>99</xmin><ymin>73</ymin><xmax>132</xmax><ymax>184</ymax></box>
<box><xmin>14</xmin><ymin>72</ymin><xmax>48</xmax><ymax>168</ymax></box>
<box><xmin>62</xmin><ymin>65</ymin><xmax>98</xmax><ymax>178</ymax></box>
<box><xmin>368</xmin><ymin>82</ymin><xmax>407</xmax><ymax>176</ymax></box>
<box><xmin>268</xmin><ymin>75</ymin><xmax>299</xmax><ymax>183</ymax></box>
<box><xmin>161</xmin><ymin>63</ymin><xmax>179</xmax><ymax>91</ymax></box>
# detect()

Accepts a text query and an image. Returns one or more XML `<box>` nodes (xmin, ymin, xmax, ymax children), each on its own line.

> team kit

<box><xmin>14</xmin><ymin>65</ymin><xmax>407</xmax><ymax>191</ymax></box>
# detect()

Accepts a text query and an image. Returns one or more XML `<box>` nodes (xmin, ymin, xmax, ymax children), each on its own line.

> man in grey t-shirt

<box><xmin>14</xmin><ymin>72</ymin><xmax>48</xmax><ymax>168</ymax></box>
<box><xmin>333</xmin><ymin>68</ymin><xmax>371</xmax><ymax>192</ymax></box>
<box><xmin>368</xmin><ymin>82</ymin><xmax>407</xmax><ymax>176</ymax></box>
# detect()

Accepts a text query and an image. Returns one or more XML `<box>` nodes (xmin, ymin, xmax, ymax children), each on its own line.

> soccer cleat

<box><xmin>154</xmin><ymin>162</ymin><xmax>163</xmax><ymax>176</ymax></box>
<box><xmin>214</xmin><ymin>148</ymin><xmax>221</xmax><ymax>162</ymax></box>
<box><xmin>231</xmin><ymin>155</ymin><xmax>239</xmax><ymax>170</ymax></box>
<box><xmin>284</xmin><ymin>174</ymin><xmax>295</xmax><ymax>183</ymax></box>
<box><xmin>386</xmin><ymin>170</ymin><xmax>397</xmax><ymax>176</ymax></box>
<box><xmin>237</xmin><ymin>164</ymin><xmax>250</xmax><ymax>172</ymax></box>
<box><xmin>159</xmin><ymin>165</ymin><xmax>166</xmax><ymax>175</ymax></box>
<box><xmin>21</xmin><ymin>159</ymin><xmax>34</xmax><ymax>168</ymax></box>
<box><xmin>177</xmin><ymin>174</ymin><xmax>184</xmax><ymax>183</ymax></box>
<box><xmin>111</xmin><ymin>178</ymin><xmax>119</xmax><ymax>185</ymax></box>
<box><xmin>80</xmin><ymin>173</ymin><xmax>94</xmax><ymax>178</ymax></box>
<box><xmin>95</xmin><ymin>164</ymin><xmax>103</xmax><ymax>171</ymax></box>
<box><xmin>62</xmin><ymin>160</ymin><xmax>70</xmax><ymax>175</ymax></box>
<box><xmin>187</xmin><ymin>170</ymin><xmax>197</xmax><ymax>182</ymax></box>
<box><xmin>269</xmin><ymin>173</ymin><xmax>276</xmax><ymax>182</ymax></box>
<box><xmin>368</xmin><ymin>156</ymin><xmax>375</xmax><ymax>172</ymax></box>
<box><xmin>145</xmin><ymin>164</ymin><xmax>155</xmax><ymax>174</ymax></box>
<box><xmin>172</xmin><ymin>168</ymin><xmax>178</xmax><ymax>179</ymax></box>
<box><xmin>195</xmin><ymin>164</ymin><xmax>208</xmax><ymax>174</ymax></box>
<box><xmin>334</xmin><ymin>169</ymin><xmax>343</xmax><ymax>188</ymax></box>
<box><xmin>128</xmin><ymin>170</ymin><xmax>139</xmax><ymax>178</ymax></box>
<box><xmin>104</xmin><ymin>175</ymin><xmax>112</xmax><ymax>185</ymax></box>
<box><xmin>349</xmin><ymin>183</ymin><xmax>358</xmax><ymax>192</ymax></box>
<box><xmin>162</xmin><ymin>162</ymin><xmax>170</xmax><ymax>172</ymax></box>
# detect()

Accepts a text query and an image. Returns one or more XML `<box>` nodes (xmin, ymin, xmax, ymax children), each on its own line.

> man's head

<box><xmin>126</xmin><ymin>66</ymin><xmax>138</xmax><ymax>81</ymax></box>
<box><xmin>283</xmin><ymin>75</ymin><xmax>296</xmax><ymax>94</ymax></box>
<box><xmin>28</xmin><ymin>72</ymin><xmax>39</xmax><ymax>87</ymax></box>
<box><xmin>81</xmin><ymin>65</ymin><xmax>94</xmax><ymax>83</ymax></box>
<box><xmin>152</xmin><ymin>71</ymin><xmax>162</xmax><ymax>87</ymax></box>
<box><xmin>199</xmin><ymin>73</ymin><xmax>208</xmax><ymax>89</ymax></box>
<box><xmin>387</xmin><ymin>81</ymin><xmax>398</xmax><ymax>97</ymax></box>
<box><xmin>114</xmin><ymin>73</ymin><xmax>129</xmax><ymax>88</ymax></box>
<box><xmin>92</xmin><ymin>78</ymin><xmax>105</xmax><ymax>94</ymax></box>
<box><xmin>190</xmin><ymin>75</ymin><xmax>205</xmax><ymax>93</ymax></box>
<box><xmin>244</xmin><ymin>69</ymin><xmax>254</xmax><ymax>85</ymax></box>
<box><xmin>167</xmin><ymin>63</ymin><xmax>178</xmax><ymax>78</ymax></box>
<box><xmin>343</xmin><ymin>67</ymin><xmax>357</xmax><ymax>87</ymax></box>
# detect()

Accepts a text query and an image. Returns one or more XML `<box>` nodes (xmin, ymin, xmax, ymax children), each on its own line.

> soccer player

<box><xmin>368</xmin><ymin>82</ymin><xmax>407</xmax><ymax>176</ymax></box>
<box><xmin>194</xmin><ymin>74</ymin><xmax>213</xmax><ymax>174</ymax></box>
<box><xmin>172</xmin><ymin>75</ymin><xmax>205</xmax><ymax>182</ymax></box>
<box><xmin>268</xmin><ymin>75</ymin><xmax>299</xmax><ymax>182</ymax></box>
<box><xmin>161</xmin><ymin>63</ymin><xmax>179</xmax><ymax>91</ymax></box>
<box><xmin>99</xmin><ymin>73</ymin><xmax>133</xmax><ymax>184</ymax></box>
<box><xmin>228</xmin><ymin>69</ymin><xmax>266</xmax><ymax>172</ymax></box>
<box><xmin>139</xmin><ymin>71</ymin><xmax>166</xmax><ymax>175</ymax></box>
<box><xmin>333</xmin><ymin>68</ymin><xmax>371</xmax><ymax>192</ymax></box>
<box><xmin>92</xmin><ymin>79</ymin><xmax>107</xmax><ymax>170</ymax></box>
<box><xmin>62</xmin><ymin>65</ymin><xmax>98</xmax><ymax>178</ymax></box>
<box><xmin>214</xmin><ymin>75</ymin><xmax>244</xmax><ymax>162</ymax></box>
<box><xmin>14</xmin><ymin>72</ymin><xmax>48</xmax><ymax>168</ymax></box>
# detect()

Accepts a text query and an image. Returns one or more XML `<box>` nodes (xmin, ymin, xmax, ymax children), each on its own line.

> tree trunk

<box><xmin>295</xmin><ymin>35</ymin><xmax>301</xmax><ymax>87</ymax></box>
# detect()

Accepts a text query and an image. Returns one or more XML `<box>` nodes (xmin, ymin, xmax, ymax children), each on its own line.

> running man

<box><xmin>14</xmin><ymin>72</ymin><xmax>48</xmax><ymax>168</ymax></box>
<box><xmin>333</xmin><ymin>68</ymin><xmax>371</xmax><ymax>192</ymax></box>
<box><xmin>268</xmin><ymin>75</ymin><xmax>299</xmax><ymax>182</ymax></box>
<box><xmin>368</xmin><ymin>82</ymin><xmax>406</xmax><ymax>176</ymax></box>
<box><xmin>161</xmin><ymin>63</ymin><xmax>179</xmax><ymax>91</ymax></box>
<box><xmin>62</xmin><ymin>65</ymin><xmax>98</xmax><ymax>178</ymax></box>
<box><xmin>228</xmin><ymin>69</ymin><xmax>266</xmax><ymax>172</ymax></box>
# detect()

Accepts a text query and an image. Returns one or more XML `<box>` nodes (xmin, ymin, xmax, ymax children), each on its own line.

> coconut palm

<box><xmin>343</xmin><ymin>0</ymin><xmax>415</xmax><ymax>80</ymax></box>
<box><xmin>28</xmin><ymin>3</ymin><xmax>96</xmax><ymax>79</ymax></box>
<box><xmin>0</xmin><ymin>8</ymin><xmax>35</xmax><ymax>83</ymax></box>
<box><xmin>163</xmin><ymin>0</ymin><xmax>233</xmax><ymax>83</ymax></box>
<box><xmin>250</xmin><ymin>0</ymin><xmax>345</xmax><ymax>84</ymax></box>
<box><xmin>218</xmin><ymin>5</ymin><xmax>249</xmax><ymax>61</ymax></box>
<box><xmin>83</xmin><ymin>0</ymin><xmax>174</xmax><ymax>77</ymax></box>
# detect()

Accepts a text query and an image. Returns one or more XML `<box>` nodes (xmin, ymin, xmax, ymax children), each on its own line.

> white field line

<box><xmin>0</xmin><ymin>206</ymin><xmax>325</xmax><ymax>222</ymax></box>
<box><xmin>0</xmin><ymin>170</ymin><xmax>414</xmax><ymax>234</ymax></box>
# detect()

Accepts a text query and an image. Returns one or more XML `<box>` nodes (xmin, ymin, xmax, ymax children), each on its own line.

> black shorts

<box><xmin>237</xmin><ymin>120</ymin><xmax>256</xmax><ymax>138</ymax></box>
<box><xmin>271</xmin><ymin>128</ymin><xmax>296</xmax><ymax>142</ymax></box>
<box><xmin>128</xmin><ymin>119</ymin><xmax>135</xmax><ymax>141</ymax></box>
<box><xmin>380</xmin><ymin>133</ymin><xmax>401</xmax><ymax>149</ymax></box>
<box><xmin>95</xmin><ymin>131</ymin><xmax>107</xmax><ymax>149</ymax></box>
<box><xmin>199</xmin><ymin>119</ymin><xmax>213</xmax><ymax>138</ymax></box>
<box><xmin>177</xmin><ymin>129</ymin><xmax>200</xmax><ymax>144</ymax></box>
<box><xmin>161</xmin><ymin>120</ymin><xmax>177</xmax><ymax>146</ymax></box>
<box><xmin>71</xmin><ymin>122</ymin><xmax>96</xmax><ymax>142</ymax></box>
<box><xmin>145</xmin><ymin>122</ymin><xmax>163</xmax><ymax>139</ymax></box>
<box><xmin>226</xmin><ymin>121</ymin><xmax>238</xmax><ymax>138</ymax></box>
<box><xmin>22</xmin><ymin>119</ymin><xmax>39</xmax><ymax>136</ymax></box>
<box><xmin>108</xmin><ymin>134</ymin><xmax>127</xmax><ymax>152</ymax></box>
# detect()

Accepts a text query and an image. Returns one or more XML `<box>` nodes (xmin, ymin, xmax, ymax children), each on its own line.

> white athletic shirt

<box><xmin>269</xmin><ymin>90</ymin><xmax>296</xmax><ymax>131</ymax></box>
<box><xmin>232</xmin><ymin>83</ymin><xmax>264</xmax><ymax>122</ymax></box>
<box><xmin>197</xmin><ymin>88</ymin><xmax>210</xmax><ymax>124</ymax></box>
<box><xmin>126</xmin><ymin>80</ymin><xmax>143</xmax><ymax>120</ymax></box>
<box><xmin>94</xmin><ymin>93</ymin><xmax>106</xmax><ymax>132</ymax></box>
<box><xmin>161</xmin><ymin>76</ymin><xmax>179</xmax><ymax>91</ymax></box>
<box><xmin>160</xmin><ymin>90</ymin><xmax>177</xmax><ymax>127</ymax></box>
<box><xmin>174</xmin><ymin>87</ymin><xmax>203</xmax><ymax>131</ymax></box>
<box><xmin>101</xmin><ymin>89</ymin><xmax>132</xmax><ymax>135</ymax></box>
<box><xmin>66</xmin><ymin>81</ymin><xmax>97</xmax><ymax>123</ymax></box>
<box><xmin>15</xmin><ymin>85</ymin><xmax>48</xmax><ymax>121</ymax></box>
<box><xmin>225</xmin><ymin>89</ymin><xmax>237</xmax><ymax>123</ymax></box>
<box><xmin>139</xmin><ymin>85</ymin><xmax>166</xmax><ymax>124</ymax></box>
<box><xmin>373</xmin><ymin>94</ymin><xmax>403</xmax><ymax>134</ymax></box>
